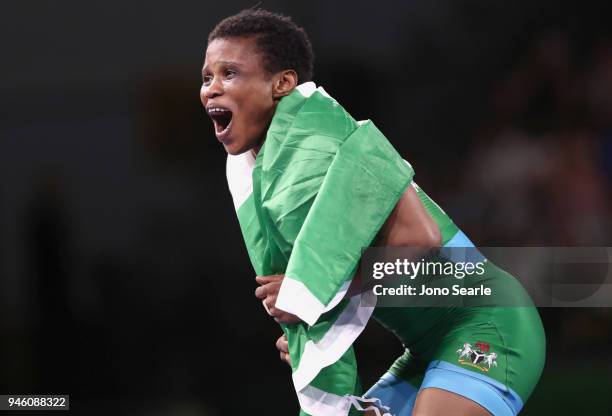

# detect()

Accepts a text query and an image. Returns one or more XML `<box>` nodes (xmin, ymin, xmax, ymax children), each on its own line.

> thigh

<box><xmin>365</xmin><ymin>306</ymin><xmax>545</xmax><ymax>416</ymax></box>
<box><xmin>413</xmin><ymin>387</ymin><xmax>491</xmax><ymax>416</ymax></box>
<box><xmin>364</xmin><ymin>372</ymin><xmax>419</xmax><ymax>416</ymax></box>
<box><xmin>414</xmin><ymin>307</ymin><xmax>545</xmax><ymax>416</ymax></box>
<box><xmin>363</xmin><ymin>348</ymin><xmax>430</xmax><ymax>415</ymax></box>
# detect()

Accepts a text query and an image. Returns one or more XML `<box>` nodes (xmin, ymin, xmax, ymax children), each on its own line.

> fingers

<box><xmin>255</xmin><ymin>274</ymin><xmax>284</xmax><ymax>285</ymax></box>
<box><xmin>280</xmin><ymin>351</ymin><xmax>291</xmax><ymax>365</ymax></box>
<box><xmin>255</xmin><ymin>279</ymin><xmax>302</xmax><ymax>324</ymax></box>
<box><xmin>262</xmin><ymin>295</ymin><xmax>302</xmax><ymax>323</ymax></box>
<box><xmin>263</xmin><ymin>295</ymin><xmax>278</xmax><ymax>317</ymax></box>
<box><xmin>276</xmin><ymin>334</ymin><xmax>289</xmax><ymax>353</ymax></box>
<box><xmin>262</xmin><ymin>299</ymin><xmax>272</xmax><ymax>315</ymax></box>
<box><xmin>254</xmin><ymin>281</ymin><xmax>281</xmax><ymax>299</ymax></box>
<box><xmin>276</xmin><ymin>334</ymin><xmax>291</xmax><ymax>365</ymax></box>
<box><xmin>273</xmin><ymin>312</ymin><xmax>302</xmax><ymax>324</ymax></box>
<box><xmin>254</xmin><ymin>284</ymin><xmax>267</xmax><ymax>299</ymax></box>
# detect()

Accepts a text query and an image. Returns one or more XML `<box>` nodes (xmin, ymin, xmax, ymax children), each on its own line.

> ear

<box><xmin>272</xmin><ymin>70</ymin><xmax>298</xmax><ymax>99</ymax></box>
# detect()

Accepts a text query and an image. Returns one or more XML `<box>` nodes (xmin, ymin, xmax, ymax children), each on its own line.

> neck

<box><xmin>251</xmin><ymin>140</ymin><xmax>263</xmax><ymax>156</ymax></box>
<box><xmin>252</xmin><ymin>107</ymin><xmax>277</xmax><ymax>157</ymax></box>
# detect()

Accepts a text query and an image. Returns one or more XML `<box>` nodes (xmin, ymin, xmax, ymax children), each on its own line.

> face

<box><xmin>201</xmin><ymin>37</ymin><xmax>277</xmax><ymax>155</ymax></box>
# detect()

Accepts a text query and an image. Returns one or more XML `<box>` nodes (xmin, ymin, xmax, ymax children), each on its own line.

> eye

<box><xmin>225</xmin><ymin>69</ymin><xmax>236</xmax><ymax>79</ymax></box>
<box><xmin>202</xmin><ymin>74</ymin><xmax>213</xmax><ymax>85</ymax></box>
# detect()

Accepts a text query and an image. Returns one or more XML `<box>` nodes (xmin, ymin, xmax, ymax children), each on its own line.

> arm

<box><xmin>257</xmin><ymin>183</ymin><xmax>441</xmax><ymax>323</ymax></box>
<box><xmin>346</xmin><ymin>183</ymin><xmax>440</xmax><ymax>295</ymax></box>
<box><xmin>376</xmin><ymin>183</ymin><xmax>441</xmax><ymax>248</ymax></box>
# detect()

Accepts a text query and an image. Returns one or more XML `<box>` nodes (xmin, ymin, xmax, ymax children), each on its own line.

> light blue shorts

<box><xmin>364</xmin><ymin>360</ymin><xmax>523</xmax><ymax>416</ymax></box>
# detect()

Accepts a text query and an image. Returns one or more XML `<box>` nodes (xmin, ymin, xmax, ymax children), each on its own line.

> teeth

<box><xmin>207</xmin><ymin>107</ymin><xmax>229</xmax><ymax>114</ymax></box>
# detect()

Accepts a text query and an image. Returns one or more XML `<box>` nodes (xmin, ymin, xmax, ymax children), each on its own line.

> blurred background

<box><xmin>2</xmin><ymin>0</ymin><xmax>611</xmax><ymax>414</ymax></box>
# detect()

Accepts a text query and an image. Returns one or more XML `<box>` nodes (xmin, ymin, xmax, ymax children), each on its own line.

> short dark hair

<box><xmin>208</xmin><ymin>9</ymin><xmax>314</xmax><ymax>83</ymax></box>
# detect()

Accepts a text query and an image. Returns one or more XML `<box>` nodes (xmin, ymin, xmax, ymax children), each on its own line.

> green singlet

<box><xmin>365</xmin><ymin>182</ymin><xmax>546</xmax><ymax>416</ymax></box>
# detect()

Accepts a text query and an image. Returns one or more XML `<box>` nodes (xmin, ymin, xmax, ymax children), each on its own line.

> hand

<box><xmin>255</xmin><ymin>274</ymin><xmax>302</xmax><ymax>324</ymax></box>
<box><xmin>276</xmin><ymin>333</ymin><xmax>291</xmax><ymax>366</ymax></box>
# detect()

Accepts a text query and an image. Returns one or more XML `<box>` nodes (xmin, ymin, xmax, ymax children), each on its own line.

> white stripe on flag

<box><xmin>297</xmin><ymin>385</ymin><xmax>353</xmax><ymax>416</ymax></box>
<box><xmin>226</xmin><ymin>151</ymin><xmax>256</xmax><ymax>210</ymax></box>
<box><xmin>276</xmin><ymin>277</ymin><xmax>351</xmax><ymax>326</ymax></box>
<box><xmin>298</xmin><ymin>386</ymin><xmax>393</xmax><ymax>416</ymax></box>
<box><xmin>291</xmin><ymin>290</ymin><xmax>376</xmax><ymax>391</ymax></box>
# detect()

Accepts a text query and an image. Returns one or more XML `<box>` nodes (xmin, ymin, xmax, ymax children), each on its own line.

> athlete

<box><xmin>201</xmin><ymin>9</ymin><xmax>545</xmax><ymax>416</ymax></box>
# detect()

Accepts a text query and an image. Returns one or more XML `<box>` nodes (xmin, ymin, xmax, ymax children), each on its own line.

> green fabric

<box><xmin>234</xmin><ymin>84</ymin><xmax>413</xmax><ymax>414</ymax></box>
<box><xmin>385</xmin><ymin>306</ymin><xmax>546</xmax><ymax>402</ymax></box>
<box><xmin>232</xmin><ymin>83</ymin><xmax>545</xmax><ymax>412</ymax></box>
<box><xmin>282</xmin><ymin>119</ymin><xmax>414</xmax><ymax>305</ymax></box>
<box><xmin>376</xmin><ymin>262</ymin><xmax>546</xmax><ymax>402</ymax></box>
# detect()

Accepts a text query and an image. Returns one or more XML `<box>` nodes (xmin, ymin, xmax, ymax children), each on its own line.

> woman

<box><xmin>201</xmin><ymin>9</ymin><xmax>545</xmax><ymax>416</ymax></box>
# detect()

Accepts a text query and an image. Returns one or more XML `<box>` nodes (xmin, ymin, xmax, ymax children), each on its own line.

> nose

<box><xmin>202</xmin><ymin>75</ymin><xmax>224</xmax><ymax>101</ymax></box>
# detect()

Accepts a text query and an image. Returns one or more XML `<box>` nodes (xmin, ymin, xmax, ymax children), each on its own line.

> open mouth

<box><xmin>207</xmin><ymin>106</ymin><xmax>233</xmax><ymax>140</ymax></box>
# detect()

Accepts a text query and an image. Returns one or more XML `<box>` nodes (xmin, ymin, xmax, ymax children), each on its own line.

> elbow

<box><xmin>386</xmin><ymin>221</ymin><xmax>441</xmax><ymax>249</ymax></box>
<box><xmin>423</xmin><ymin>223</ymin><xmax>442</xmax><ymax>249</ymax></box>
<box><xmin>410</xmin><ymin>222</ymin><xmax>441</xmax><ymax>249</ymax></box>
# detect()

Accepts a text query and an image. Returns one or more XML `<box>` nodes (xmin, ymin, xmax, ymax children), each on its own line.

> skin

<box><xmin>202</xmin><ymin>34</ymin><xmax>489</xmax><ymax>416</ymax></box>
<box><xmin>274</xmin><ymin>334</ymin><xmax>488</xmax><ymax>415</ymax></box>
<box><xmin>254</xmin><ymin>185</ymin><xmax>443</xmax><ymax>324</ymax></box>
<box><xmin>200</xmin><ymin>36</ymin><xmax>297</xmax><ymax>155</ymax></box>
<box><xmin>259</xmin><ymin>190</ymin><xmax>490</xmax><ymax>415</ymax></box>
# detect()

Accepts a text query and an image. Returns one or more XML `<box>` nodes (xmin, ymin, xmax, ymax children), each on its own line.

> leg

<box><xmin>413</xmin><ymin>387</ymin><xmax>491</xmax><ymax>416</ymax></box>
<box><xmin>409</xmin><ymin>302</ymin><xmax>546</xmax><ymax>416</ymax></box>
<box><xmin>363</xmin><ymin>372</ymin><xmax>419</xmax><ymax>415</ymax></box>
<box><xmin>362</xmin><ymin>350</ymin><xmax>426</xmax><ymax>416</ymax></box>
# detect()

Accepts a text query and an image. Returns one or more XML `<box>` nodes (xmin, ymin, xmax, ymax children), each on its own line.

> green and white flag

<box><xmin>227</xmin><ymin>82</ymin><xmax>413</xmax><ymax>415</ymax></box>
